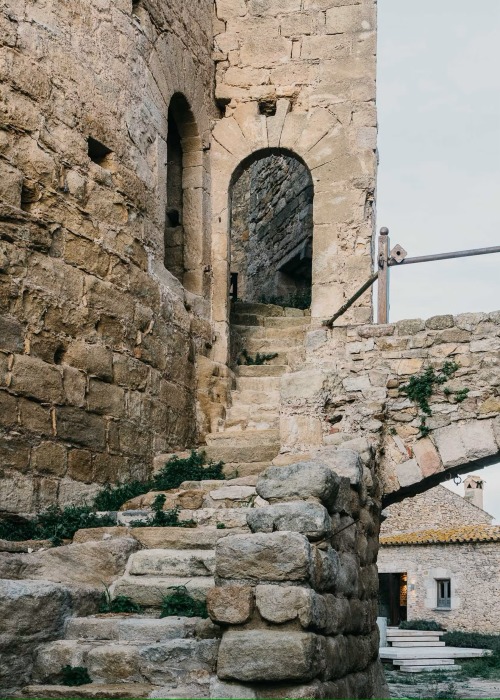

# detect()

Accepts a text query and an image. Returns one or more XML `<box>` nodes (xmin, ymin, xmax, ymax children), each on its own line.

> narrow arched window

<box><xmin>164</xmin><ymin>94</ymin><xmax>204</xmax><ymax>295</ymax></box>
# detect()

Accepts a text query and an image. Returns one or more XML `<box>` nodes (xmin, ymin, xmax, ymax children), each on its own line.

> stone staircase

<box><xmin>203</xmin><ymin>302</ymin><xmax>310</xmax><ymax>478</ymax></box>
<box><xmin>23</xmin><ymin>302</ymin><xmax>311</xmax><ymax>698</ymax></box>
<box><xmin>23</xmin><ymin>479</ymin><xmax>257</xmax><ymax>698</ymax></box>
<box><xmin>380</xmin><ymin>627</ymin><xmax>490</xmax><ymax>673</ymax></box>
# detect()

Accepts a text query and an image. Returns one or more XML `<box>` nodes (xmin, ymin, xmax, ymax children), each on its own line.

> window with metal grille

<box><xmin>436</xmin><ymin>579</ymin><xmax>451</xmax><ymax>608</ymax></box>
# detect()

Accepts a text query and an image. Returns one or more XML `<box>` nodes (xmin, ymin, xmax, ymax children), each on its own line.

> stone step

<box><xmin>223</xmin><ymin>418</ymin><xmax>279</xmax><ymax>432</ymax></box>
<box><xmin>222</xmin><ymin>461</ymin><xmax>271</xmax><ymax>478</ymax></box>
<box><xmin>235</xmin><ymin>375</ymin><xmax>281</xmax><ymax>392</ymax></box>
<box><xmin>387</xmin><ymin>628</ymin><xmax>442</xmax><ymax>637</ymax></box>
<box><xmin>177</xmin><ymin>507</ymin><xmax>254</xmax><ymax>529</ymax></box>
<box><xmin>389</xmin><ymin>636</ymin><xmax>444</xmax><ymax>643</ymax></box>
<box><xmin>127</xmin><ymin>549</ymin><xmax>215</xmax><ymax>577</ymax></box>
<box><xmin>32</xmin><ymin>638</ymin><xmax>219</xmax><ymax>686</ymax></box>
<box><xmin>111</xmin><ymin>575</ymin><xmax>214</xmax><ymax>607</ymax></box>
<box><xmin>230</xmin><ymin>389</ymin><xmax>280</xmax><ymax>405</ymax></box>
<box><xmin>397</xmin><ymin>658</ymin><xmax>456</xmax><ymax>667</ymax></box>
<box><xmin>236</xmin><ymin>364</ymin><xmax>289</xmax><ymax>377</ymax></box>
<box><xmin>73</xmin><ymin>525</ymin><xmax>248</xmax><ymax>549</ymax></box>
<box><xmin>23</xmin><ymin>684</ymin><xmax>154</xmax><ymax>698</ymax></box>
<box><xmin>117</xmin><ymin>481</ymin><xmax>258</xmax><ymax>511</ymax></box>
<box><xmin>231</xmin><ymin>301</ymin><xmax>309</xmax><ymax>318</ymax></box>
<box><xmin>391</xmin><ymin>641</ymin><xmax>446</xmax><ymax>647</ymax></box>
<box><xmin>205</xmin><ymin>429</ymin><xmax>279</xmax><ymax>445</ymax></box>
<box><xmin>65</xmin><ymin>615</ymin><xmax>216</xmax><ymax>643</ymax></box>
<box><xmin>233</xmin><ymin>325</ymin><xmax>307</xmax><ymax>341</ymax></box>
<box><xmin>263</xmin><ymin>317</ymin><xmax>310</xmax><ymax>328</ymax></box>
<box><xmin>399</xmin><ymin>665</ymin><xmax>461</xmax><ymax>673</ymax></box>
<box><xmin>204</xmin><ymin>442</ymin><xmax>280</xmax><ymax>464</ymax></box>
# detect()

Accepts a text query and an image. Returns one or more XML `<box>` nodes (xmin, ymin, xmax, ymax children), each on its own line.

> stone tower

<box><xmin>463</xmin><ymin>475</ymin><xmax>485</xmax><ymax>511</ymax></box>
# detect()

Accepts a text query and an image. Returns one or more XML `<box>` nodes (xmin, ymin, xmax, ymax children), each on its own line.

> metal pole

<box><xmin>388</xmin><ymin>245</ymin><xmax>500</xmax><ymax>267</ymax></box>
<box><xmin>323</xmin><ymin>272</ymin><xmax>379</xmax><ymax>328</ymax></box>
<box><xmin>377</xmin><ymin>227</ymin><xmax>390</xmax><ymax>324</ymax></box>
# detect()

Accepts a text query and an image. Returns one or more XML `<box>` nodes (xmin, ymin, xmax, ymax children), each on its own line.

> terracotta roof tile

<box><xmin>380</xmin><ymin>524</ymin><xmax>500</xmax><ymax>546</ymax></box>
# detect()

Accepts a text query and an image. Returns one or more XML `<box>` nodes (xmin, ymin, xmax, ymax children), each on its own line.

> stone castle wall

<box><xmin>381</xmin><ymin>485</ymin><xmax>493</xmax><ymax>536</ymax></box>
<box><xmin>231</xmin><ymin>153</ymin><xmax>313</xmax><ymax>302</ymax></box>
<box><xmin>378</xmin><ymin>541</ymin><xmax>500</xmax><ymax>633</ymax></box>
<box><xmin>279</xmin><ymin>311</ymin><xmax>500</xmax><ymax>499</ymax></box>
<box><xmin>0</xmin><ymin>0</ymin><xmax>221</xmax><ymax>513</ymax></box>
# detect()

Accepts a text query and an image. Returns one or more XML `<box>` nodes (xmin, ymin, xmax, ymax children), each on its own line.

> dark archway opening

<box><xmin>230</xmin><ymin>149</ymin><xmax>313</xmax><ymax>308</ymax></box>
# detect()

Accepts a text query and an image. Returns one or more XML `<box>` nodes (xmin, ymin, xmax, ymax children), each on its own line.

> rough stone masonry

<box><xmin>1</xmin><ymin>0</ymin><xmax>499</xmax><ymax>697</ymax></box>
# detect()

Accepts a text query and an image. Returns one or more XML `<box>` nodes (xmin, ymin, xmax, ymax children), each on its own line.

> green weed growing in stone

<box><xmin>237</xmin><ymin>349</ymin><xmax>279</xmax><ymax>366</ymax></box>
<box><xmin>129</xmin><ymin>494</ymin><xmax>196</xmax><ymax>529</ymax></box>
<box><xmin>93</xmin><ymin>451</ymin><xmax>225</xmax><ymax>511</ymax></box>
<box><xmin>0</xmin><ymin>505</ymin><xmax>115</xmax><ymax>545</ymax></box>
<box><xmin>400</xmin><ymin>361</ymin><xmax>469</xmax><ymax>437</ymax></box>
<box><xmin>160</xmin><ymin>585</ymin><xmax>208</xmax><ymax>619</ymax></box>
<box><xmin>99</xmin><ymin>583</ymin><xmax>142</xmax><ymax>614</ymax></box>
<box><xmin>60</xmin><ymin>665</ymin><xmax>92</xmax><ymax>686</ymax></box>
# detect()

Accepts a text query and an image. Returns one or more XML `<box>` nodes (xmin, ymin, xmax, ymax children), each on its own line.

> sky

<box><xmin>377</xmin><ymin>0</ymin><xmax>500</xmax><ymax>522</ymax></box>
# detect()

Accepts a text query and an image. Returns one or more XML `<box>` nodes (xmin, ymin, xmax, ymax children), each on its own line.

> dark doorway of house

<box><xmin>230</xmin><ymin>150</ymin><xmax>313</xmax><ymax>309</ymax></box>
<box><xmin>379</xmin><ymin>572</ymin><xmax>408</xmax><ymax>626</ymax></box>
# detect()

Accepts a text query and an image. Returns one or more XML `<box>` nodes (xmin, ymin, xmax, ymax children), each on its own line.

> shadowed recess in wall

<box><xmin>230</xmin><ymin>149</ymin><xmax>313</xmax><ymax>306</ymax></box>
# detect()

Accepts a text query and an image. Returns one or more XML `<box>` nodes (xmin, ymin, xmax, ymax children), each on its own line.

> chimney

<box><xmin>463</xmin><ymin>475</ymin><xmax>485</xmax><ymax>510</ymax></box>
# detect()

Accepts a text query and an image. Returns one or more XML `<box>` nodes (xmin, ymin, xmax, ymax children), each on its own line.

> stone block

<box><xmin>281</xmin><ymin>369</ymin><xmax>326</xmax><ymax>401</ymax></box>
<box><xmin>64</xmin><ymin>341</ymin><xmax>113</xmax><ymax>381</ymax></box>
<box><xmin>62</xmin><ymin>366</ymin><xmax>86</xmax><ymax>407</ymax></box>
<box><xmin>256</xmin><ymin>460</ymin><xmax>340</xmax><ymax>509</ymax></box>
<box><xmin>315</xmin><ymin>448</ymin><xmax>364</xmax><ymax>486</ymax></box>
<box><xmin>56</xmin><ymin>407</ymin><xmax>106</xmax><ymax>450</ymax></box>
<box><xmin>0</xmin><ymin>389</ymin><xmax>17</xmax><ymax>427</ymax></box>
<box><xmin>0</xmin><ymin>471</ymin><xmax>34</xmax><ymax>512</ymax></box>
<box><xmin>0</xmin><ymin>315</ymin><xmax>24</xmax><ymax>353</ymax></box>
<box><xmin>434</xmin><ymin>420</ymin><xmax>498</xmax><ymax>468</ymax></box>
<box><xmin>210</xmin><ymin>678</ymin><xmax>257</xmax><ymax>699</ymax></box>
<box><xmin>412</xmin><ymin>437</ymin><xmax>443</xmax><ymax>478</ymax></box>
<box><xmin>342</xmin><ymin>375</ymin><xmax>371</xmax><ymax>392</ymax></box>
<box><xmin>216</xmin><ymin>532</ymin><xmax>312</xmax><ymax>583</ymax></box>
<box><xmin>217</xmin><ymin>630</ymin><xmax>324</xmax><ymax>682</ymax></box>
<box><xmin>206</xmin><ymin>585</ymin><xmax>254</xmax><ymax>625</ymax></box>
<box><xmin>67</xmin><ymin>449</ymin><xmax>93</xmax><ymax>483</ymax></box>
<box><xmin>396</xmin><ymin>459</ymin><xmax>422</xmax><ymax>488</ymax></box>
<box><xmin>18</xmin><ymin>398</ymin><xmax>53</xmax><ymax>436</ymax></box>
<box><xmin>247</xmin><ymin>502</ymin><xmax>332</xmax><ymax>540</ymax></box>
<box><xmin>255</xmin><ymin>584</ymin><xmax>322</xmax><ymax>627</ymax></box>
<box><xmin>425</xmin><ymin>315</ymin><xmax>454</xmax><ymax>330</ymax></box>
<box><xmin>313</xmin><ymin>545</ymin><xmax>340</xmax><ymax>592</ymax></box>
<box><xmin>335</xmin><ymin>552</ymin><xmax>359</xmax><ymax>597</ymax></box>
<box><xmin>31</xmin><ymin>441</ymin><xmax>67</xmax><ymax>477</ymax></box>
<box><xmin>10</xmin><ymin>354</ymin><xmax>63</xmax><ymax>403</ymax></box>
<box><xmin>87</xmin><ymin>378</ymin><xmax>126</xmax><ymax>417</ymax></box>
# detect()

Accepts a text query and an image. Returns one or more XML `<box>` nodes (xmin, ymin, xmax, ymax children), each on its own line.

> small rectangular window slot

<box><xmin>88</xmin><ymin>137</ymin><xmax>113</xmax><ymax>169</ymax></box>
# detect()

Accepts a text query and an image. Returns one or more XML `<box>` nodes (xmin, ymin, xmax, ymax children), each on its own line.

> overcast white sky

<box><xmin>377</xmin><ymin>0</ymin><xmax>500</xmax><ymax>521</ymax></box>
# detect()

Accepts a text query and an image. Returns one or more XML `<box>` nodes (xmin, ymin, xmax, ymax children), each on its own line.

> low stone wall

<box><xmin>279</xmin><ymin>311</ymin><xmax>500</xmax><ymax>499</ymax></box>
<box><xmin>378</xmin><ymin>540</ymin><xmax>500</xmax><ymax>634</ymax></box>
<box><xmin>208</xmin><ymin>446</ymin><xmax>389</xmax><ymax>699</ymax></box>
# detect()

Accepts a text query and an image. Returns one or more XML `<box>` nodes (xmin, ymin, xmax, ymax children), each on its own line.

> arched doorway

<box><xmin>229</xmin><ymin>149</ymin><xmax>313</xmax><ymax>309</ymax></box>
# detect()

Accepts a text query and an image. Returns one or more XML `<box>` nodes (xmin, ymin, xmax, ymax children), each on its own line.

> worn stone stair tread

<box><xmin>380</xmin><ymin>646</ymin><xmax>490</xmax><ymax>659</ymax></box>
<box><xmin>397</xmin><ymin>658</ymin><xmax>456</xmax><ymax>666</ymax></box>
<box><xmin>73</xmin><ymin>526</ymin><xmax>248</xmax><ymax>548</ymax></box>
<box><xmin>389</xmin><ymin>636</ymin><xmax>444</xmax><ymax>642</ymax></box>
<box><xmin>65</xmin><ymin>615</ymin><xmax>212</xmax><ymax>642</ymax></box>
<box><xmin>391</xmin><ymin>641</ymin><xmax>446</xmax><ymax>647</ymax></box>
<box><xmin>230</xmin><ymin>389</ymin><xmax>280</xmax><ymax>404</ymax></box>
<box><xmin>235</xmin><ymin>375</ymin><xmax>281</xmax><ymax>391</ymax></box>
<box><xmin>232</xmin><ymin>324</ymin><xmax>307</xmax><ymax>340</ymax></box>
<box><xmin>177</xmin><ymin>507</ymin><xmax>254</xmax><ymax>528</ymax></box>
<box><xmin>127</xmin><ymin>549</ymin><xmax>215</xmax><ymax>577</ymax></box>
<box><xmin>22</xmin><ymin>683</ymin><xmax>154</xmax><ymax>698</ymax></box>
<box><xmin>112</xmin><ymin>575</ymin><xmax>215</xmax><ymax>606</ymax></box>
<box><xmin>205</xmin><ymin>429</ymin><xmax>279</xmax><ymax>444</ymax></box>
<box><xmin>236</xmin><ymin>364</ymin><xmax>290</xmax><ymax>377</ymax></box>
<box><xmin>399</xmin><ymin>665</ymin><xmax>461</xmax><ymax>673</ymax></box>
<box><xmin>222</xmin><ymin>461</ymin><xmax>271</xmax><ymax>478</ymax></box>
<box><xmin>231</xmin><ymin>301</ymin><xmax>308</xmax><ymax>317</ymax></box>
